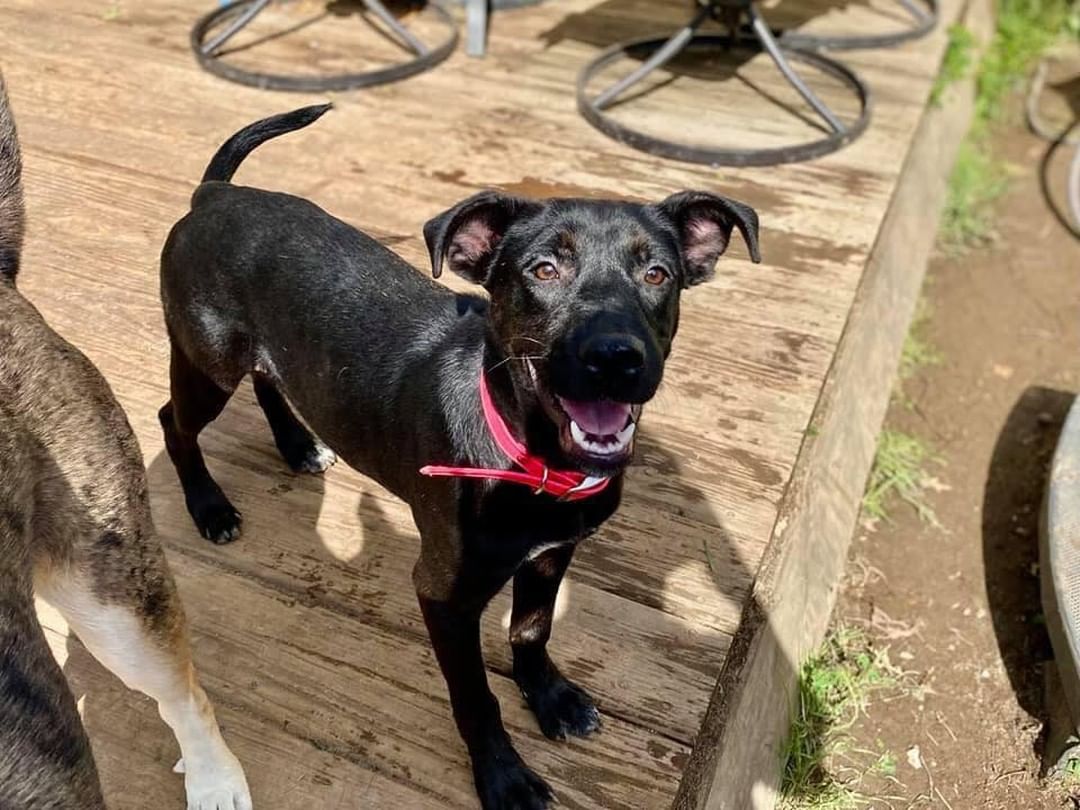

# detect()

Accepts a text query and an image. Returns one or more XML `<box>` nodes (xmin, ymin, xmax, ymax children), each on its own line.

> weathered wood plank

<box><xmin>36</xmin><ymin>608</ymin><xmax>457</xmax><ymax>810</ymax></box>
<box><xmin>674</xmin><ymin>1</ymin><xmax>992</xmax><ymax>806</ymax></box>
<box><xmin>37</xmin><ymin>546</ymin><xmax>688</xmax><ymax>810</ymax></box>
<box><xmin>1</xmin><ymin>0</ymin><xmax>972</xmax><ymax>803</ymax></box>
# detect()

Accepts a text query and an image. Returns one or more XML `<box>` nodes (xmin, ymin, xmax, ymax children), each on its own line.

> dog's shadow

<box><xmin>61</xmin><ymin>387</ymin><xmax>791</xmax><ymax>808</ymax></box>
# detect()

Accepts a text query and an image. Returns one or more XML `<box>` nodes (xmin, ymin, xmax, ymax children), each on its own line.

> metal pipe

<box><xmin>364</xmin><ymin>0</ymin><xmax>429</xmax><ymax>55</ymax></box>
<box><xmin>593</xmin><ymin>4</ymin><xmax>711</xmax><ymax>110</ymax></box>
<box><xmin>201</xmin><ymin>0</ymin><xmax>272</xmax><ymax>56</ymax></box>
<box><xmin>897</xmin><ymin>0</ymin><xmax>931</xmax><ymax>23</ymax></box>
<box><xmin>750</xmin><ymin>5</ymin><xmax>844</xmax><ymax>134</ymax></box>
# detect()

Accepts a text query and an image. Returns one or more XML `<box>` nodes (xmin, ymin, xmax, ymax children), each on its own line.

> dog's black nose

<box><xmin>580</xmin><ymin>334</ymin><xmax>645</xmax><ymax>381</ymax></box>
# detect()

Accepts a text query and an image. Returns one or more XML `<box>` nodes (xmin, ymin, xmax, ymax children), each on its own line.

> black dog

<box><xmin>158</xmin><ymin>105</ymin><xmax>760</xmax><ymax>810</ymax></box>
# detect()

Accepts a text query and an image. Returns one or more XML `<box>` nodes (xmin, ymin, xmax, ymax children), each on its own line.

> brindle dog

<box><xmin>0</xmin><ymin>74</ymin><xmax>251</xmax><ymax>810</ymax></box>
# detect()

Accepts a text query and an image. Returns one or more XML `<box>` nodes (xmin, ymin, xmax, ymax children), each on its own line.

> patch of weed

<box><xmin>871</xmin><ymin>748</ymin><xmax>897</xmax><ymax>778</ymax></box>
<box><xmin>976</xmin><ymin>0</ymin><xmax>1076</xmax><ymax>124</ymax></box>
<box><xmin>899</xmin><ymin>332</ymin><xmax>940</xmax><ymax>381</ymax></box>
<box><xmin>931</xmin><ymin>24</ymin><xmax>976</xmax><ymax>106</ymax></box>
<box><xmin>780</xmin><ymin>629</ymin><xmax>905</xmax><ymax>809</ymax></box>
<box><xmin>940</xmin><ymin>139</ymin><xmax>1009</xmax><ymax>250</ymax></box>
<box><xmin>939</xmin><ymin>0</ymin><xmax>1077</xmax><ymax>250</ymax></box>
<box><xmin>1063</xmin><ymin>755</ymin><xmax>1080</xmax><ymax>787</ymax></box>
<box><xmin>899</xmin><ymin>298</ymin><xmax>942</xmax><ymax>381</ymax></box>
<box><xmin>862</xmin><ymin>430</ymin><xmax>938</xmax><ymax>525</ymax></box>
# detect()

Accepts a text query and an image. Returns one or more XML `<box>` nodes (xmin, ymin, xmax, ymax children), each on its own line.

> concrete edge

<box><xmin>673</xmin><ymin>2</ymin><xmax>996</xmax><ymax>807</ymax></box>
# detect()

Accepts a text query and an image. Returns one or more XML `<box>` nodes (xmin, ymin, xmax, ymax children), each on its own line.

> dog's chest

<box><xmin>479</xmin><ymin>483</ymin><xmax>620</xmax><ymax>556</ymax></box>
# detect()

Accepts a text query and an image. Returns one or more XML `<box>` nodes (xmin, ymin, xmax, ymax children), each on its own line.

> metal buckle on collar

<box><xmin>533</xmin><ymin>466</ymin><xmax>551</xmax><ymax>495</ymax></box>
<box><xmin>559</xmin><ymin>475</ymin><xmax>608</xmax><ymax>502</ymax></box>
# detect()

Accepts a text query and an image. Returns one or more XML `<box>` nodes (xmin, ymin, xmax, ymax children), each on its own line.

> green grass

<box><xmin>899</xmin><ymin>331</ymin><xmax>940</xmax><ymax>381</ymax></box>
<box><xmin>895</xmin><ymin>297</ymin><xmax>943</xmax><ymax>410</ymax></box>
<box><xmin>899</xmin><ymin>298</ymin><xmax>942</xmax><ymax>381</ymax></box>
<box><xmin>939</xmin><ymin>0</ymin><xmax>1078</xmax><ymax>250</ymax></box>
<box><xmin>862</xmin><ymin>430</ymin><xmax>938</xmax><ymax>525</ymax></box>
<box><xmin>930</xmin><ymin>24</ymin><xmax>976</xmax><ymax>106</ymax></box>
<box><xmin>940</xmin><ymin>140</ymin><xmax>1009</xmax><ymax>250</ymax></box>
<box><xmin>975</xmin><ymin>0</ymin><xmax>1077</xmax><ymax>124</ymax></box>
<box><xmin>1063</xmin><ymin>755</ymin><xmax>1080</xmax><ymax>787</ymax></box>
<box><xmin>871</xmin><ymin>749</ymin><xmax>897</xmax><ymax>779</ymax></box>
<box><xmin>780</xmin><ymin>629</ymin><xmax>904</xmax><ymax>809</ymax></box>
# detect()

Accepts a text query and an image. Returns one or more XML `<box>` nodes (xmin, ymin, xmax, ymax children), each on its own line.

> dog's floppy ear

<box><xmin>423</xmin><ymin>191</ymin><xmax>542</xmax><ymax>285</ymax></box>
<box><xmin>656</xmin><ymin>191</ymin><xmax>761</xmax><ymax>287</ymax></box>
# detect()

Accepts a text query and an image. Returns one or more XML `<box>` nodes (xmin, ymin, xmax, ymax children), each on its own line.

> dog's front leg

<box><xmin>511</xmin><ymin>544</ymin><xmax>600</xmax><ymax>740</ymax></box>
<box><xmin>418</xmin><ymin>591</ymin><xmax>554</xmax><ymax>810</ymax></box>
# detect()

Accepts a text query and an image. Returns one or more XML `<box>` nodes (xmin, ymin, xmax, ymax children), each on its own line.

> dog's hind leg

<box><xmin>0</xmin><ymin>591</ymin><xmax>106</xmax><ymax>809</ymax></box>
<box><xmin>252</xmin><ymin>374</ymin><xmax>336</xmax><ymax>474</ymax></box>
<box><xmin>510</xmin><ymin>544</ymin><xmax>600</xmax><ymax>741</ymax></box>
<box><xmin>0</xmin><ymin>507</ymin><xmax>105</xmax><ymax>808</ymax></box>
<box><xmin>35</xmin><ymin>553</ymin><xmax>252</xmax><ymax>810</ymax></box>
<box><xmin>159</xmin><ymin>343</ymin><xmax>242</xmax><ymax>544</ymax></box>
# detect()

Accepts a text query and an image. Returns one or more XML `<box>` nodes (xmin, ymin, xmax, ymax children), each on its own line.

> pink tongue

<box><xmin>558</xmin><ymin>398</ymin><xmax>631</xmax><ymax>436</ymax></box>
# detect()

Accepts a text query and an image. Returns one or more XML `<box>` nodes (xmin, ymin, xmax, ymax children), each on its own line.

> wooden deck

<box><xmin>1</xmin><ymin>0</ymin><xmax>970</xmax><ymax>807</ymax></box>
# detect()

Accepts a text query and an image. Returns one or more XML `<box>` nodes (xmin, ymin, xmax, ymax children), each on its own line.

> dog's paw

<box><xmin>473</xmin><ymin>745</ymin><xmax>554</xmax><ymax>810</ymax></box>
<box><xmin>192</xmin><ymin>500</ymin><xmax>243</xmax><ymax>545</ymax></box>
<box><xmin>522</xmin><ymin>675</ymin><xmax>601</xmax><ymax>741</ymax></box>
<box><xmin>175</xmin><ymin>752</ymin><xmax>252</xmax><ymax>810</ymax></box>
<box><xmin>286</xmin><ymin>439</ymin><xmax>336</xmax><ymax>475</ymax></box>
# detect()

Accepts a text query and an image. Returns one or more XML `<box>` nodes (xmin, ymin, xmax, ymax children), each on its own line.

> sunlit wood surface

<box><xmin>2</xmin><ymin>0</ymin><xmax>958</xmax><ymax>805</ymax></box>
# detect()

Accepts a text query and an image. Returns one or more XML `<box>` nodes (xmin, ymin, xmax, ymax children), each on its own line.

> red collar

<box><xmin>419</xmin><ymin>374</ymin><xmax>611</xmax><ymax>501</ymax></box>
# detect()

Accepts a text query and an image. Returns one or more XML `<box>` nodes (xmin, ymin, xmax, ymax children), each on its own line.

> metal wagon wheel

<box><xmin>191</xmin><ymin>0</ymin><xmax>459</xmax><ymax>92</ymax></box>
<box><xmin>577</xmin><ymin>2</ymin><xmax>871</xmax><ymax>167</ymax></box>
<box><xmin>781</xmin><ymin>0</ymin><xmax>938</xmax><ymax>51</ymax></box>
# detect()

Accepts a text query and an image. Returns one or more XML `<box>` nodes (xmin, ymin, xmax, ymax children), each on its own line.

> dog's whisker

<box><xmin>485</xmin><ymin>356</ymin><xmax>514</xmax><ymax>373</ymax></box>
<box><xmin>485</xmin><ymin>354</ymin><xmax>548</xmax><ymax>373</ymax></box>
<box><xmin>507</xmin><ymin>335</ymin><xmax>546</xmax><ymax>348</ymax></box>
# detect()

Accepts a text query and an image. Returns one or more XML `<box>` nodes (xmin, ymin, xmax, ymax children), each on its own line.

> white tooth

<box><xmin>570</xmin><ymin>421</ymin><xmax>588</xmax><ymax>447</ymax></box>
<box><xmin>570</xmin><ymin>419</ymin><xmax>635</xmax><ymax>455</ymax></box>
<box><xmin>526</xmin><ymin>359</ymin><xmax>538</xmax><ymax>384</ymax></box>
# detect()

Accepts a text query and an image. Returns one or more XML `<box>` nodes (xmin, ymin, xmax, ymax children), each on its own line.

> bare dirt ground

<box><xmin>833</xmin><ymin>101</ymin><xmax>1080</xmax><ymax>807</ymax></box>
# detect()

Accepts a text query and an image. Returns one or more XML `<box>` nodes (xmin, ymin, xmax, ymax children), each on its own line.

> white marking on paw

<box><xmin>161</xmin><ymin>692</ymin><xmax>252</xmax><ymax>810</ymax></box>
<box><xmin>176</xmin><ymin>744</ymin><xmax>252</xmax><ymax>810</ymax></box>
<box><xmin>300</xmin><ymin>441</ymin><xmax>337</xmax><ymax>474</ymax></box>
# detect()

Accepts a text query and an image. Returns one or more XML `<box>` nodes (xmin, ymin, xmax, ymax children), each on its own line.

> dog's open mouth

<box><xmin>526</xmin><ymin>360</ymin><xmax>639</xmax><ymax>469</ymax></box>
<box><xmin>557</xmin><ymin>398</ymin><xmax>636</xmax><ymax>459</ymax></box>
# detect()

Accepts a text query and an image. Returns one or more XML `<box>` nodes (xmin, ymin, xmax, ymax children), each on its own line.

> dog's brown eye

<box><xmin>644</xmin><ymin>266</ymin><xmax>670</xmax><ymax>286</ymax></box>
<box><xmin>532</xmin><ymin>262</ymin><xmax>559</xmax><ymax>281</ymax></box>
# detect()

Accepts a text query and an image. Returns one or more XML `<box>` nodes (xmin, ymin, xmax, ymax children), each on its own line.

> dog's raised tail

<box><xmin>201</xmin><ymin>103</ymin><xmax>333</xmax><ymax>184</ymax></box>
<box><xmin>0</xmin><ymin>73</ymin><xmax>25</xmax><ymax>281</ymax></box>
